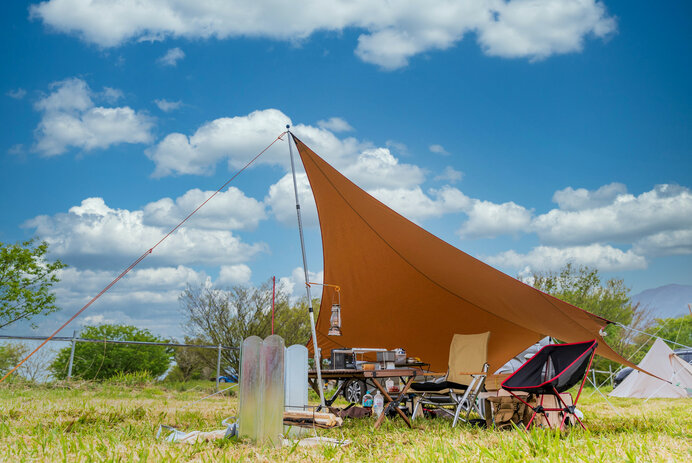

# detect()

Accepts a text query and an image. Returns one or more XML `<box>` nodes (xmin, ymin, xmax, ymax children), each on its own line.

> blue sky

<box><xmin>1</xmin><ymin>1</ymin><xmax>690</xmax><ymax>338</ymax></box>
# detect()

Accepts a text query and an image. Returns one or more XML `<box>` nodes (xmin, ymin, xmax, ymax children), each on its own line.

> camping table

<box><xmin>308</xmin><ymin>368</ymin><xmax>419</xmax><ymax>429</ymax></box>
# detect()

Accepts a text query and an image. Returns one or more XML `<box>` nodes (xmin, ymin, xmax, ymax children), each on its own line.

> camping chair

<box><xmin>501</xmin><ymin>339</ymin><xmax>598</xmax><ymax>430</ymax></box>
<box><xmin>411</xmin><ymin>332</ymin><xmax>490</xmax><ymax>427</ymax></box>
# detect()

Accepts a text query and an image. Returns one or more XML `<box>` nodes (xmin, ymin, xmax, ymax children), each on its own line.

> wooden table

<box><xmin>309</xmin><ymin>368</ymin><xmax>420</xmax><ymax>429</ymax></box>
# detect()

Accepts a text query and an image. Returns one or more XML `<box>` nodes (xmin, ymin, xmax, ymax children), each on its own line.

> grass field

<box><xmin>0</xmin><ymin>379</ymin><xmax>690</xmax><ymax>462</ymax></box>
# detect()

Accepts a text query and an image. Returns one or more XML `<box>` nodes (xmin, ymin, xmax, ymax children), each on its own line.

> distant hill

<box><xmin>631</xmin><ymin>284</ymin><xmax>692</xmax><ymax>319</ymax></box>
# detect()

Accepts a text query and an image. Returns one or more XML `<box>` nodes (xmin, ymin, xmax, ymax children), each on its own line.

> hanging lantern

<box><xmin>328</xmin><ymin>302</ymin><xmax>342</xmax><ymax>336</ymax></box>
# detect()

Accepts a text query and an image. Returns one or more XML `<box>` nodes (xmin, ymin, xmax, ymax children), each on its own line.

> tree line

<box><xmin>1</xmin><ymin>239</ymin><xmax>690</xmax><ymax>382</ymax></box>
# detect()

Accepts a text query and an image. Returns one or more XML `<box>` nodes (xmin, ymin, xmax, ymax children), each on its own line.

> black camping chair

<box><xmin>501</xmin><ymin>340</ymin><xmax>598</xmax><ymax>430</ymax></box>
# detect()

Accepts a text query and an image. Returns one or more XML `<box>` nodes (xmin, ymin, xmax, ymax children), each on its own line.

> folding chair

<box><xmin>411</xmin><ymin>332</ymin><xmax>489</xmax><ymax>427</ymax></box>
<box><xmin>501</xmin><ymin>339</ymin><xmax>597</xmax><ymax>430</ymax></box>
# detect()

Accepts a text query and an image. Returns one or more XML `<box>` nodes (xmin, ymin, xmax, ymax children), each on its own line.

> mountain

<box><xmin>631</xmin><ymin>284</ymin><xmax>692</xmax><ymax>319</ymax></box>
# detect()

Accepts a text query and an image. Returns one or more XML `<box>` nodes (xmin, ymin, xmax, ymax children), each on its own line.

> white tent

<box><xmin>610</xmin><ymin>338</ymin><xmax>692</xmax><ymax>399</ymax></box>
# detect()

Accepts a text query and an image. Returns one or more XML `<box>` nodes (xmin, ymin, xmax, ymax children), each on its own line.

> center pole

<box><xmin>286</xmin><ymin>126</ymin><xmax>326</xmax><ymax>407</ymax></box>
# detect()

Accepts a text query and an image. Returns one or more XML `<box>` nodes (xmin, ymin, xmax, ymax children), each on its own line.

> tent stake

<box><xmin>287</xmin><ymin>127</ymin><xmax>326</xmax><ymax>408</ymax></box>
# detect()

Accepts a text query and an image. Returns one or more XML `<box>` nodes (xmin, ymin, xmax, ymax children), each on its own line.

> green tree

<box><xmin>530</xmin><ymin>263</ymin><xmax>650</xmax><ymax>374</ymax></box>
<box><xmin>0</xmin><ymin>343</ymin><xmax>28</xmax><ymax>376</ymax></box>
<box><xmin>180</xmin><ymin>279</ymin><xmax>317</xmax><ymax>376</ymax></box>
<box><xmin>647</xmin><ymin>316</ymin><xmax>692</xmax><ymax>352</ymax></box>
<box><xmin>0</xmin><ymin>239</ymin><xmax>66</xmax><ymax>329</ymax></box>
<box><xmin>50</xmin><ymin>324</ymin><xmax>172</xmax><ymax>380</ymax></box>
<box><xmin>166</xmin><ymin>336</ymin><xmax>216</xmax><ymax>382</ymax></box>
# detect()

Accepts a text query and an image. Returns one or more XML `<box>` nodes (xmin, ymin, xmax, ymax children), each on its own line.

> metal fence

<box><xmin>0</xmin><ymin>333</ymin><xmax>238</xmax><ymax>390</ymax></box>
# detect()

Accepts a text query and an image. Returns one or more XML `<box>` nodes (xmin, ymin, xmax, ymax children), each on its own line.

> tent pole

<box><xmin>286</xmin><ymin>127</ymin><xmax>326</xmax><ymax>408</ymax></box>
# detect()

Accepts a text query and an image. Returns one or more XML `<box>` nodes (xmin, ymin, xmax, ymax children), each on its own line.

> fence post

<box><xmin>67</xmin><ymin>330</ymin><xmax>77</xmax><ymax>379</ymax></box>
<box><xmin>592</xmin><ymin>368</ymin><xmax>596</xmax><ymax>386</ymax></box>
<box><xmin>609</xmin><ymin>365</ymin><xmax>613</xmax><ymax>388</ymax></box>
<box><xmin>216</xmin><ymin>344</ymin><xmax>222</xmax><ymax>392</ymax></box>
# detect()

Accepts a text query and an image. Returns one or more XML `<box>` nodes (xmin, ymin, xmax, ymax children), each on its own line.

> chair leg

<box><xmin>452</xmin><ymin>402</ymin><xmax>463</xmax><ymax>427</ymax></box>
<box><xmin>412</xmin><ymin>396</ymin><xmax>422</xmax><ymax>420</ymax></box>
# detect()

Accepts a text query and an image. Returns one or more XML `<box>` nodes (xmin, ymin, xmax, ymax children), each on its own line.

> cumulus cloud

<box><xmin>459</xmin><ymin>200</ymin><xmax>533</xmax><ymax>239</ymax></box>
<box><xmin>6</xmin><ymin>88</ymin><xmax>27</xmax><ymax>99</ymax></box>
<box><xmin>158</xmin><ymin>47</ymin><xmax>185</xmax><ymax>66</ymax></box>
<box><xmin>143</xmin><ymin>187</ymin><xmax>266</xmax><ymax>231</ymax></box>
<box><xmin>434</xmin><ymin>166</ymin><xmax>463</xmax><ymax>183</ymax></box>
<box><xmin>633</xmin><ymin>229</ymin><xmax>692</xmax><ymax>257</ymax></box>
<box><xmin>317</xmin><ymin>117</ymin><xmax>354</xmax><ymax>133</ymax></box>
<box><xmin>552</xmin><ymin>182</ymin><xmax>627</xmax><ymax>211</ymax></box>
<box><xmin>154</xmin><ymin>98</ymin><xmax>182</xmax><ymax>112</ymax></box>
<box><xmin>31</xmin><ymin>0</ymin><xmax>616</xmax><ymax>69</ymax></box>
<box><xmin>429</xmin><ymin>144</ymin><xmax>449</xmax><ymax>155</ymax></box>
<box><xmin>486</xmin><ymin>244</ymin><xmax>647</xmax><ymax>273</ymax></box>
<box><xmin>369</xmin><ymin>186</ymin><xmax>470</xmax><ymax>223</ymax></box>
<box><xmin>533</xmin><ymin>184</ymin><xmax>692</xmax><ymax>245</ymax></box>
<box><xmin>146</xmin><ymin>108</ymin><xmax>425</xmax><ymax>189</ymax></box>
<box><xmin>217</xmin><ymin>265</ymin><xmax>253</xmax><ymax>286</ymax></box>
<box><xmin>24</xmin><ymin>197</ymin><xmax>266</xmax><ymax>269</ymax></box>
<box><xmin>342</xmin><ymin>148</ymin><xmax>425</xmax><ymax>190</ymax></box>
<box><xmin>265</xmin><ymin>173</ymin><xmax>318</xmax><ymax>227</ymax></box>
<box><xmin>279</xmin><ymin>267</ymin><xmax>323</xmax><ymax>302</ymax></box>
<box><xmin>33</xmin><ymin>77</ymin><xmax>154</xmax><ymax>156</ymax></box>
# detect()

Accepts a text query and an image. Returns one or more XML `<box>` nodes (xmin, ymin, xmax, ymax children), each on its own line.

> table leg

<box><xmin>372</xmin><ymin>377</ymin><xmax>414</xmax><ymax>429</ymax></box>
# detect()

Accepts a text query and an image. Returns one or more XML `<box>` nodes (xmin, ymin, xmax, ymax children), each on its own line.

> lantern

<box><xmin>328</xmin><ymin>302</ymin><xmax>342</xmax><ymax>336</ymax></box>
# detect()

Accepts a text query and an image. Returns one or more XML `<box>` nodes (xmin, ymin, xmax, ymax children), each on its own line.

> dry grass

<box><xmin>0</xmin><ymin>380</ymin><xmax>690</xmax><ymax>462</ymax></box>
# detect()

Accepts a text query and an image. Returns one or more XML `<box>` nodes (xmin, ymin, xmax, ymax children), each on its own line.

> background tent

<box><xmin>292</xmin><ymin>135</ymin><xmax>639</xmax><ymax>373</ymax></box>
<box><xmin>610</xmin><ymin>338</ymin><xmax>692</xmax><ymax>399</ymax></box>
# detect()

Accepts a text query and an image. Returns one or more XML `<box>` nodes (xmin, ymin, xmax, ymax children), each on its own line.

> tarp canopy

<box><xmin>610</xmin><ymin>338</ymin><xmax>692</xmax><ymax>399</ymax></box>
<box><xmin>292</xmin><ymin>134</ymin><xmax>639</xmax><ymax>373</ymax></box>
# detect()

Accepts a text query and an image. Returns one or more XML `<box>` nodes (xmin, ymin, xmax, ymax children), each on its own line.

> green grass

<box><xmin>0</xmin><ymin>381</ymin><xmax>690</xmax><ymax>462</ymax></box>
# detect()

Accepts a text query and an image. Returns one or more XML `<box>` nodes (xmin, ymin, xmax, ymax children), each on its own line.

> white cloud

<box><xmin>24</xmin><ymin>197</ymin><xmax>266</xmax><ymax>268</ymax></box>
<box><xmin>342</xmin><ymin>148</ymin><xmax>425</xmax><ymax>190</ymax></box>
<box><xmin>552</xmin><ymin>182</ymin><xmax>627</xmax><ymax>211</ymax></box>
<box><xmin>154</xmin><ymin>98</ymin><xmax>182</xmax><ymax>112</ymax></box>
<box><xmin>100</xmin><ymin>87</ymin><xmax>123</xmax><ymax>103</ymax></box>
<box><xmin>429</xmin><ymin>144</ymin><xmax>449</xmax><ymax>155</ymax></box>
<box><xmin>33</xmin><ymin>77</ymin><xmax>154</xmax><ymax>156</ymax></box>
<box><xmin>146</xmin><ymin>108</ymin><xmax>424</xmax><ymax>191</ymax></box>
<box><xmin>459</xmin><ymin>199</ymin><xmax>533</xmax><ymax>239</ymax></box>
<box><xmin>158</xmin><ymin>47</ymin><xmax>185</xmax><ymax>66</ymax></box>
<box><xmin>477</xmin><ymin>0</ymin><xmax>616</xmax><ymax>60</ymax></box>
<box><xmin>533</xmin><ymin>184</ymin><xmax>692</xmax><ymax>245</ymax></box>
<box><xmin>434</xmin><ymin>166</ymin><xmax>463</xmax><ymax>183</ymax></box>
<box><xmin>143</xmin><ymin>187</ymin><xmax>266</xmax><ymax>231</ymax></box>
<box><xmin>145</xmin><ymin>109</ymin><xmax>293</xmax><ymax>177</ymax></box>
<box><xmin>6</xmin><ymin>88</ymin><xmax>27</xmax><ymax>99</ymax></box>
<box><xmin>31</xmin><ymin>0</ymin><xmax>616</xmax><ymax>69</ymax></box>
<box><xmin>633</xmin><ymin>229</ymin><xmax>692</xmax><ymax>257</ymax></box>
<box><xmin>486</xmin><ymin>244</ymin><xmax>647</xmax><ymax>273</ymax></box>
<box><xmin>317</xmin><ymin>117</ymin><xmax>353</xmax><ymax>133</ymax></box>
<box><xmin>279</xmin><ymin>267</ymin><xmax>323</xmax><ymax>302</ymax></box>
<box><xmin>217</xmin><ymin>265</ymin><xmax>253</xmax><ymax>286</ymax></box>
<box><xmin>53</xmin><ymin>265</ymin><xmax>210</xmax><ymax>335</ymax></box>
<box><xmin>369</xmin><ymin>186</ymin><xmax>470</xmax><ymax>222</ymax></box>
<box><xmin>265</xmin><ymin>173</ymin><xmax>318</xmax><ymax>227</ymax></box>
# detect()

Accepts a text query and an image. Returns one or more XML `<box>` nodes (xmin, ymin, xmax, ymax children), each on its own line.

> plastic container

<box><xmin>362</xmin><ymin>391</ymin><xmax>374</xmax><ymax>408</ymax></box>
<box><xmin>373</xmin><ymin>391</ymin><xmax>384</xmax><ymax>417</ymax></box>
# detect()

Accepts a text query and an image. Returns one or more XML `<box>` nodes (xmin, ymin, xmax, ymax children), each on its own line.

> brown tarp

<box><xmin>292</xmin><ymin>134</ymin><xmax>639</xmax><ymax>373</ymax></box>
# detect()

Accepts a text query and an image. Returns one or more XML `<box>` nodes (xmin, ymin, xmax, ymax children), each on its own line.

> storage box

<box><xmin>330</xmin><ymin>349</ymin><xmax>355</xmax><ymax>369</ymax></box>
<box><xmin>485</xmin><ymin>374</ymin><xmax>510</xmax><ymax>391</ymax></box>
<box><xmin>377</xmin><ymin>351</ymin><xmax>396</xmax><ymax>362</ymax></box>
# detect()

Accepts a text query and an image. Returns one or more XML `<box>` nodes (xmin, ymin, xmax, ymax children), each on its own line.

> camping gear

<box><xmin>486</xmin><ymin>395</ymin><xmax>532</xmax><ymax>430</ymax></box>
<box><xmin>411</xmin><ymin>332</ymin><xmax>489</xmax><ymax>427</ymax></box>
<box><xmin>285</xmin><ymin>345</ymin><xmax>309</xmax><ymax>412</ymax></box>
<box><xmin>283</xmin><ymin>410</ymin><xmax>343</xmax><ymax>428</ymax></box>
<box><xmin>610</xmin><ymin>338</ymin><xmax>692</xmax><ymax>399</ymax></box>
<box><xmin>238</xmin><ymin>335</ymin><xmax>285</xmax><ymax>447</ymax></box>
<box><xmin>289</xmin><ymin>134</ymin><xmax>640</xmax><ymax>375</ymax></box>
<box><xmin>330</xmin><ymin>349</ymin><xmax>356</xmax><ymax>369</ymax></box>
<box><xmin>501</xmin><ymin>340</ymin><xmax>597</xmax><ymax>430</ymax></box>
